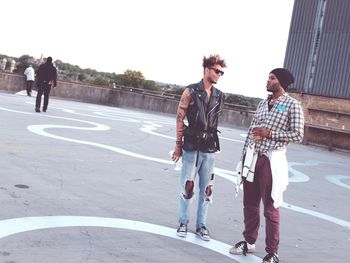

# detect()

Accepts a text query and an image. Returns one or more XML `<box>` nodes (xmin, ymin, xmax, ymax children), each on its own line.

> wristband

<box><xmin>176</xmin><ymin>140</ymin><xmax>183</xmax><ymax>146</ymax></box>
<box><xmin>268</xmin><ymin>130</ymin><xmax>272</xmax><ymax>139</ymax></box>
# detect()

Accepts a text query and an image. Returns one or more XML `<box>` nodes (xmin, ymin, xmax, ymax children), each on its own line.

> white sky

<box><xmin>2</xmin><ymin>0</ymin><xmax>294</xmax><ymax>98</ymax></box>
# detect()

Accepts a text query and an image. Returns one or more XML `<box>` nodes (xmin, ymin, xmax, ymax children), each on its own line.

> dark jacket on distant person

<box><xmin>36</xmin><ymin>61</ymin><xmax>57</xmax><ymax>87</ymax></box>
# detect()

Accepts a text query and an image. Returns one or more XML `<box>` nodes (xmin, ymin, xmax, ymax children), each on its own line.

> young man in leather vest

<box><xmin>172</xmin><ymin>54</ymin><xmax>226</xmax><ymax>241</ymax></box>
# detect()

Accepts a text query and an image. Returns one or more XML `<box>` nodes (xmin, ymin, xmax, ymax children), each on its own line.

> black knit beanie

<box><xmin>270</xmin><ymin>68</ymin><xmax>294</xmax><ymax>89</ymax></box>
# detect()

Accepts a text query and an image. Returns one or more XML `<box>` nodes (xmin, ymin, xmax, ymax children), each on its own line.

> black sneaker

<box><xmin>35</xmin><ymin>107</ymin><xmax>40</xmax><ymax>112</ymax></box>
<box><xmin>196</xmin><ymin>226</ymin><xmax>210</xmax><ymax>241</ymax></box>
<box><xmin>176</xmin><ymin>223</ymin><xmax>187</xmax><ymax>238</ymax></box>
<box><xmin>263</xmin><ymin>253</ymin><xmax>279</xmax><ymax>263</ymax></box>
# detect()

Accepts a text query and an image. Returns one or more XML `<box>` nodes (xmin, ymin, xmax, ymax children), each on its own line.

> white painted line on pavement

<box><xmin>2</xmin><ymin>105</ymin><xmax>349</xmax><ymax>229</ymax></box>
<box><xmin>1</xmin><ymin>104</ymin><xmax>349</xmax><ymax>263</ymax></box>
<box><xmin>0</xmin><ymin>216</ymin><xmax>261</xmax><ymax>263</ymax></box>
<box><xmin>282</xmin><ymin>202</ymin><xmax>350</xmax><ymax>229</ymax></box>
<box><xmin>325</xmin><ymin>175</ymin><xmax>350</xmax><ymax>190</ymax></box>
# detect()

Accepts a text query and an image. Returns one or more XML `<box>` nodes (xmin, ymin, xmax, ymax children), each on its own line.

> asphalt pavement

<box><xmin>0</xmin><ymin>90</ymin><xmax>349</xmax><ymax>263</ymax></box>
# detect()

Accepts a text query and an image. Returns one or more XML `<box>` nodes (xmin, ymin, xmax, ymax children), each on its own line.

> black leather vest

<box><xmin>183</xmin><ymin>80</ymin><xmax>225</xmax><ymax>153</ymax></box>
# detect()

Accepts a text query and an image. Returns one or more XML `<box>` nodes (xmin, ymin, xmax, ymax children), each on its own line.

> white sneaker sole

<box><xmin>176</xmin><ymin>232</ymin><xmax>187</xmax><ymax>238</ymax></box>
<box><xmin>229</xmin><ymin>247</ymin><xmax>255</xmax><ymax>255</ymax></box>
<box><xmin>196</xmin><ymin>233</ymin><xmax>210</xmax><ymax>241</ymax></box>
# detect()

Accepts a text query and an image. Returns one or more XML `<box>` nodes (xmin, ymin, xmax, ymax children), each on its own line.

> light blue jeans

<box><xmin>178</xmin><ymin>149</ymin><xmax>215</xmax><ymax>229</ymax></box>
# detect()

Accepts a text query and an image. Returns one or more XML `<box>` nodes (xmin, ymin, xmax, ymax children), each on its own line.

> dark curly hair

<box><xmin>202</xmin><ymin>54</ymin><xmax>226</xmax><ymax>68</ymax></box>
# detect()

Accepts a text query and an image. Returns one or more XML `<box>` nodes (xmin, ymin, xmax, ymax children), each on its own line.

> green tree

<box><xmin>15</xmin><ymin>55</ymin><xmax>36</xmax><ymax>73</ymax></box>
<box><xmin>0</xmin><ymin>52</ymin><xmax>262</xmax><ymax>109</ymax></box>
<box><xmin>166</xmin><ymin>85</ymin><xmax>185</xmax><ymax>95</ymax></box>
<box><xmin>90</xmin><ymin>75</ymin><xmax>109</xmax><ymax>86</ymax></box>
<box><xmin>78</xmin><ymin>73</ymin><xmax>89</xmax><ymax>82</ymax></box>
<box><xmin>124</xmin><ymin>69</ymin><xmax>144</xmax><ymax>79</ymax></box>
<box><xmin>116</xmin><ymin>70</ymin><xmax>143</xmax><ymax>89</ymax></box>
<box><xmin>142</xmin><ymin>79</ymin><xmax>161</xmax><ymax>91</ymax></box>
<box><xmin>225</xmin><ymin>94</ymin><xmax>262</xmax><ymax>110</ymax></box>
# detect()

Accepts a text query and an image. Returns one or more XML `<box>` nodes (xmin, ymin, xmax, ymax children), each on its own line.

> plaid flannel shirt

<box><xmin>241</xmin><ymin>93</ymin><xmax>304</xmax><ymax>159</ymax></box>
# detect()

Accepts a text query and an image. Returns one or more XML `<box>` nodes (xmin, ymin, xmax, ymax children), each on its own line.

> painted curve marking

<box><xmin>24</xmin><ymin>107</ymin><xmax>350</xmax><ymax>230</ymax></box>
<box><xmin>325</xmin><ymin>175</ymin><xmax>350</xmax><ymax>190</ymax></box>
<box><xmin>0</xmin><ymin>216</ymin><xmax>261</xmax><ymax>263</ymax></box>
<box><xmin>2</xmin><ymin>105</ymin><xmax>350</xmax><ymax>228</ymax></box>
<box><xmin>2</xmin><ymin>105</ymin><xmax>350</xmax><ymax>225</ymax></box>
<box><xmin>1</xmin><ymin>104</ymin><xmax>350</xmax><ymax>261</ymax></box>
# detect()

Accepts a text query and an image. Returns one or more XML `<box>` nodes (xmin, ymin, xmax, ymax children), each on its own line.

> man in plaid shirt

<box><xmin>230</xmin><ymin>68</ymin><xmax>304</xmax><ymax>263</ymax></box>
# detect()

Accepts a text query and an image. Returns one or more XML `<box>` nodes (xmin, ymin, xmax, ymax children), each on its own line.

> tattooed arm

<box><xmin>172</xmin><ymin>88</ymin><xmax>192</xmax><ymax>162</ymax></box>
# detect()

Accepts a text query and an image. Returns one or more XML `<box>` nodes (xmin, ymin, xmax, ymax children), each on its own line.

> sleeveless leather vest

<box><xmin>183</xmin><ymin>80</ymin><xmax>225</xmax><ymax>153</ymax></box>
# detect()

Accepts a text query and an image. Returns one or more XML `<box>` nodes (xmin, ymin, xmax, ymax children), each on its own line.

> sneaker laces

<box><xmin>197</xmin><ymin>226</ymin><xmax>209</xmax><ymax>236</ymax></box>
<box><xmin>201</xmin><ymin>226</ymin><xmax>209</xmax><ymax>235</ymax></box>
<box><xmin>178</xmin><ymin>224</ymin><xmax>187</xmax><ymax>232</ymax></box>
<box><xmin>235</xmin><ymin>241</ymin><xmax>248</xmax><ymax>255</ymax></box>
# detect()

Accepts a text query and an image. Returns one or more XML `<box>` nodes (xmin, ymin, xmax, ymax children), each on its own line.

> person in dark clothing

<box><xmin>229</xmin><ymin>68</ymin><xmax>304</xmax><ymax>263</ymax></box>
<box><xmin>35</xmin><ymin>56</ymin><xmax>57</xmax><ymax>112</ymax></box>
<box><xmin>171</xmin><ymin>54</ymin><xmax>226</xmax><ymax>241</ymax></box>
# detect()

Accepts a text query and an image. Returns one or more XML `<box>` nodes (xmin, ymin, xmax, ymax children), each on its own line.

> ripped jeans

<box><xmin>178</xmin><ymin>149</ymin><xmax>215</xmax><ymax>229</ymax></box>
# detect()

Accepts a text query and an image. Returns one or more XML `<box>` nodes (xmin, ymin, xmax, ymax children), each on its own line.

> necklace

<box><xmin>269</xmin><ymin>98</ymin><xmax>278</xmax><ymax>105</ymax></box>
<box><xmin>269</xmin><ymin>93</ymin><xmax>285</xmax><ymax>105</ymax></box>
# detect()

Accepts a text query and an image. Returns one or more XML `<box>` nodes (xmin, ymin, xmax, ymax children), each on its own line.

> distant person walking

<box><xmin>35</xmin><ymin>57</ymin><xmax>57</xmax><ymax>112</ymax></box>
<box><xmin>24</xmin><ymin>65</ymin><xmax>35</xmax><ymax>96</ymax></box>
<box><xmin>229</xmin><ymin>68</ymin><xmax>304</xmax><ymax>263</ymax></box>
<box><xmin>171</xmin><ymin>54</ymin><xmax>226</xmax><ymax>241</ymax></box>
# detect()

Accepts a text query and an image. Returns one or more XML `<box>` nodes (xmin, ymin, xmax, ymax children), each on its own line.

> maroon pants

<box><xmin>243</xmin><ymin>155</ymin><xmax>280</xmax><ymax>254</ymax></box>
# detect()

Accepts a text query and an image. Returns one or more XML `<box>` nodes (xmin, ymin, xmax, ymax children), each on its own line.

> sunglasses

<box><xmin>209</xmin><ymin>67</ymin><xmax>224</xmax><ymax>76</ymax></box>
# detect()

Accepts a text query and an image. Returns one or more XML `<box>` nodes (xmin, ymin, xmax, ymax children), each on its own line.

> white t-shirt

<box><xmin>24</xmin><ymin>66</ymin><xmax>35</xmax><ymax>81</ymax></box>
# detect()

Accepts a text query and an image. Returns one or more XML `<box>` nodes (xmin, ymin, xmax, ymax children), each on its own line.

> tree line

<box><xmin>0</xmin><ymin>53</ymin><xmax>261</xmax><ymax>109</ymax></box>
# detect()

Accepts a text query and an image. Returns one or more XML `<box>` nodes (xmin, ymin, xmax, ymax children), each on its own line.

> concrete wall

<box><xmin>290</xmin><ymin>92</ymin><xmax>350</xmax><ymax>151</ymax></box>
<box><xmin>0</xmin><ymin>71</ymin><xmax>254</xmax><ymax>129</ymax></box>
<box><xmin>0</xmin><ymin>71</ymin><xmax>26</xmax><ymax>92</ymax></box>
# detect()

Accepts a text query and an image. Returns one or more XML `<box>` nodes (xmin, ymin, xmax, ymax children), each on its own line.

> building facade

<box><xmin>284</xmin><ymin>0</ymin><xmax>350</xmax><ymax>151</ymax></box>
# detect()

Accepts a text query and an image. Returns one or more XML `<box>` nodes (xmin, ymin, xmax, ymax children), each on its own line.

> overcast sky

<box><xmin>2</xmin><ymin>0</ymin><xmax>294</xmax><ymax>98</ymax></box>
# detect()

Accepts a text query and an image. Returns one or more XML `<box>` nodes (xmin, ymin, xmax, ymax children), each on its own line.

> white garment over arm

<box><xmin>269</xmin><ymin>148</ymin><xmax>288</xmax><ymax>208</ymax></box>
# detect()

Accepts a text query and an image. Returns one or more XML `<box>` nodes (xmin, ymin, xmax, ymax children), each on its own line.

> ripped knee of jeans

<box><xmin>182</xmin><ymin>180</ymin><xmax>194</xmax><ymax>200</ymax></box>
<box><xmin>205</xmin><ymin>173</ymin><xmax>215</xmax><ymax>203</ymax></box>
